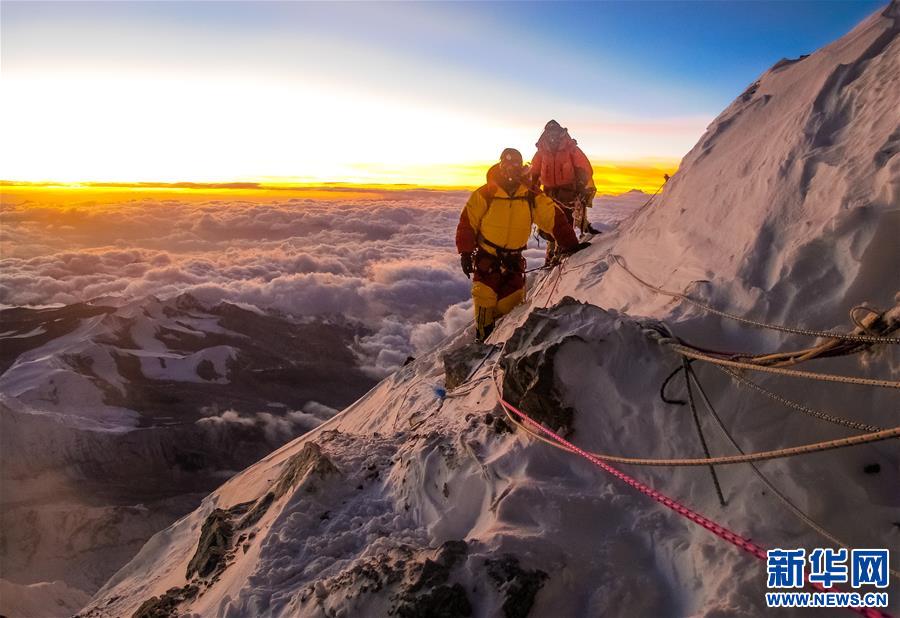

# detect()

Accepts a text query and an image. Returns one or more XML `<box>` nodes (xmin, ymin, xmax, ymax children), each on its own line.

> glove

<box><xmin>560</xmin><ymin>241</ymin><xmax>591</xmax><ymax>257</ymax></box>
<box><xmin>460</xmin><ymin>252</ymin><xmax>474</xmax><ymax>278</ymax></box>
<box><xmin>580</xmin><ymin>187</ymin><xmax>596</xmax><ymax>207</ymax></box>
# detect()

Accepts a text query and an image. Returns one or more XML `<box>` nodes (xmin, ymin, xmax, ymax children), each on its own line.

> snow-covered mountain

<box><xmin>77</xmin><ymin>4</ymin><xmax>899</xmax><ymax>617</ymax></box>
<box><xmin>0</xmin><ymin>294</ymin><xmax>377</xmax><ymax>614</ymax></box>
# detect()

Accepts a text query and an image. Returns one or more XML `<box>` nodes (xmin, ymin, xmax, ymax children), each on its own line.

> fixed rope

<box><xmin>611</xmin><ymin>254</ymin><xmax>900</xmax><ymax>345</ymax></box>
<box><xmin>507</xmin><ymin>365</ymin><xmax>897</xmax><ymax>580</ymax></box>
<box><xmin>493</xmin><ymin>365</ymin><xmax>768</xmax><ymax>561</ymax></box>
<box><xmin>637</xmin><ymin>176</ymin><xmax>669</xmax><ymax>209</ymax></box>
<box><xmin>498</xmin><ymin>367</ymin><xmax>900</xmax><ymax>578</ymax></box>
<box><xmin>685</xmin><ymin>363</ymin><xmax>900</xmax><ymax>582</ymax></box>
<box><xmin>714</xmin><ymin>365</ymin><xmax>883</xmax><ymax>433</ymax></box>
<box><xmin>500</xmin><ymin>402</ymin><xmax>899</xmax><ymax>467</ymax></box>
<box><xmin>682</xmin><ymin>358</ymin><xmax>727</xmax><ymax>505</ymax></box>
<box><xmin>671</xmin><ymin>343</ymin><xmax>900</xmax><ymax>389</ymax></box>
<box><xmin>491</xmin><ymin>367</ymin><xmax>888</xmax><ymax>617</ymax></box>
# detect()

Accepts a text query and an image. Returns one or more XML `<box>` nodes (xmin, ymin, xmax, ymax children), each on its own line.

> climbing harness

<box><xmin>470</xmin><ymin>184</ymin><xmax>536</xmax><ymax>267</ymax></box>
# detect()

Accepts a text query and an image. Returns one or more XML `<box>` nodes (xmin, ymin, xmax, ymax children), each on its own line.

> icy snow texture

<box><xmin>0</xmin><ymin>294</ymin><xmax>377</xmax><ymax>614</ymax></box>
<box><xmin>83</xmin><ymin>6</ymin><xmax>899</xmax><ymax>618</ymax></box>
<box><xmin>0</xmin><ymin>579</ymin><xmax>91</xmax><ymax>618</ymax></box>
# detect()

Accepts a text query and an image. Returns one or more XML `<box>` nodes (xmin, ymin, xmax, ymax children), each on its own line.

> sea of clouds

<box><xmin>0</xmin><ymin>190</ymin><xmax>482</xmax><ymax>375</ymax></box>
<box><xmin>1</xmin><ymin>189</ymin><xmax>644</xmax><ymax>375</ymax></box>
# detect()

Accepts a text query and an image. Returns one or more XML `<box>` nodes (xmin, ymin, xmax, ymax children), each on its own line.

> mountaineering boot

<box><xmin>474</xmin><ymin>304</ymin><xmax>495</xmax><ymax>344</ymax></box>
<box><xmin>475</xmin><ymin>321</ymin><xmax>494</xmax><ymax>344</ymax></box>
<box><xmin>544</xmin><ymin>239</ymin><xmax>558</xmax><ymax>267</ymax></box>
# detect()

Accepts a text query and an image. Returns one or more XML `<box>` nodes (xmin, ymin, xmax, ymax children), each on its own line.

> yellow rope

<box><xmin>671</xmin><ymin>344</ymin><xmax>900</xmax><ymax>389</ymax></box>
<box><xmin>683</xmin><ymin>366</ymin><xmax>900</xmax><ymax>581</ymax></box>
<box><xmin>494</xmin><ymin>361</ymin><xmax>900</xmax><ymax>576</ymax></box>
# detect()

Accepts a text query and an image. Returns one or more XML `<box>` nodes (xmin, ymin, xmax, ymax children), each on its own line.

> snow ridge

<box><xmin>81</xmin><ymin>7</ymin><xmax>898</xmax><ymax>618</ymax></box>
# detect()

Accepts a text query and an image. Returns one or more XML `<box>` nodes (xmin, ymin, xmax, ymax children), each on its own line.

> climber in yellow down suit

<box><xmin>455</xmin><ymin>148</ymin><xmax>587</xmax><ymax>342</ymax></box>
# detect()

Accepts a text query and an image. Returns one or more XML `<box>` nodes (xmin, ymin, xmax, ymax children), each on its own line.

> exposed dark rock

<box><xmin>409</xmin><ymin>540</ymin><xmax>468</xmax><ymax>593</ymax></box>
<box><xmin>485</xmin><ymin>555</ymin><xmax>548</xmax><ymax>618</ymax></box>
<box><xmin>273</xmin><ymin>442</ymin><xmax>339</xmax><ymax>498</ymax></box>
<box><xmin>442</xmin><ymin>343</ymin><xmax>492</xmax><ymax>390</ymax></box>
<box><xmin>484</xmin><ymin>412</ymin><xmax>512</xmax><ymax>435</ymax></box>
<box><xmin>500</xmin><ymin>300</ymin><xmax>586</xmax><ymax>435</ymax></box>
<box><xmin>394</xmin><ymin>583</ymin><xmax>472</xmax><ymax>618</ymax></box>
<box><xmin>303</xmin><ymin>540</ymin><xmax>470</xmax><ymax>615</ymax></box>
<box><xmin>195</xmin><ymin>359</ymin><xmax>221</xmax><ymax>381</ymax></box>
<box><xmin>131</xmin><ymin>584</ymin><xmax>198</xmax><ymax>618</ymax></box>
<box><xmin>310</xmin><ymin>547</ymin><xmax>412</xmax><ymax>602</ymax></box>
<box><xmin>185</xmin><ymin>509</ymin><xmax>234</xmax><ymax>580</ymax></box>
<box><xmin>388</xmin><ymin>541</ymin><xmax>472</xmax><ymax>616</ymax></box>
<box><xmin>185</xmin><ymin>500</ymin><xmax>252</xmax><ymax>580</ymax></box>
<box><xmin>239</xmin><ymin>491</ymin><xmax>275</xmax><ymax>529</ymax></box>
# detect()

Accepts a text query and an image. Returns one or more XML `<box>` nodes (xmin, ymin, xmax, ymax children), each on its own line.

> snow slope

<box><xmin>0</xmin><ymin>294</ymin><xmax>377</xmax><ymax>614</ymax></box>
<box><xmin>82</xmin><ymin>5</ymin><xmax>899</xmax><ymax>618</ymax></box>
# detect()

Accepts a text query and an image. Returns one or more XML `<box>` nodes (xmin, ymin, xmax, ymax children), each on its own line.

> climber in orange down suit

<box><xmin>531</xmin><ymin>120</ymin><xmax>600</xmax><ymax>258</ymax></box>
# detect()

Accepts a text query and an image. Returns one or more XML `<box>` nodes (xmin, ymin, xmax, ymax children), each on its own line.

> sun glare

<box><xmin>1</xmin><ymin>67</ymin><xmax>677</xmax><ymax>194</ymax></box>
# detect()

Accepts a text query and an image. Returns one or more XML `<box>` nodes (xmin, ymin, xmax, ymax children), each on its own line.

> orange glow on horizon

<box><xmin>0</xmin><ymin>159</ymin><xmax>677</xmax><ymax>203</ymax></box>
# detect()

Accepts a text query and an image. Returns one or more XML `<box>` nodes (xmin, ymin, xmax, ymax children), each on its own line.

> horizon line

<box><xmin>0</xmin><ymin>178</ymin><xmax>662</xmax><ymax>196</ymax></box>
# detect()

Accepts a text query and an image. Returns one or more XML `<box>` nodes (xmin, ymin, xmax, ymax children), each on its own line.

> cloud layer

<box><xmin>1</xmin><ymin>190</ymin><xmax>478</xmax><ymax>374</ymax></box>
<box><xmin>1</xmin><ymin>188</ymin><xmax>645</xmax><ymax>374</ymax></box>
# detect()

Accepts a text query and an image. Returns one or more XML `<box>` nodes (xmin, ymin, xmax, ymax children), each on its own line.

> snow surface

<box><xmin>135</xmin><ymin>345</ymin><xmax>237</xmax><ymax>384</ymax></box>
<box><xmin>83</xmin><ymin>5</ymin><xmax>899</xmax><ymax>617</ymax></box>
<box><xmin>0</xmin><ymin>312</ymin><xmax>142</xmax><ymax>431</ymax></box>
<box><xmin>0</xmin><ymin>579</ymin><xmax>91</xmax><ymax>618</ymax></box>
<box><xmin>0</xmin><ymin>326</ymin><xmax>48</xmax><ymax>339</ymax></box>
<box><xmin>0</xmin><ymin>294</ymin><xmax>378</xmax><ymax>615</ymax></box>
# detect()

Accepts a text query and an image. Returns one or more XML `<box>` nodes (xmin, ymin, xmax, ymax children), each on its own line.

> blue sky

<box><xmin>0</xmin><ymin>1</ymin><xmax>886</xmax><ymax>185</ymax></box>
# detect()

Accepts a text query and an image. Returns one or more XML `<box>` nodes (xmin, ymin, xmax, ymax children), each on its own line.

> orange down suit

<box><xmin>531</xmin><ymin>133</ymin><xmax>594</xmax><ymax>195</ymax></box>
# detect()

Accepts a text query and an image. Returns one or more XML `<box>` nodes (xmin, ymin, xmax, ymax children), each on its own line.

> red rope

<box><xmin>495</xmin><ymin>384</ymin><xmax>890</xmax><ymax>617</ymax></box>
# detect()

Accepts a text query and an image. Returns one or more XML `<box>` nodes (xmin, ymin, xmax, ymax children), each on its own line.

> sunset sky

<box><xmin>0</xmin><ymin>1</ymin><xmax>883</xmax><ymax>192</ymax></box>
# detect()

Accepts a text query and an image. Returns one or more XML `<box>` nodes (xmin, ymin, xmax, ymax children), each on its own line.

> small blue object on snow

<box><xmin>433</xmin><ymin>386</ymin><xmax>447</xmax><ymax>399</ymax></box>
